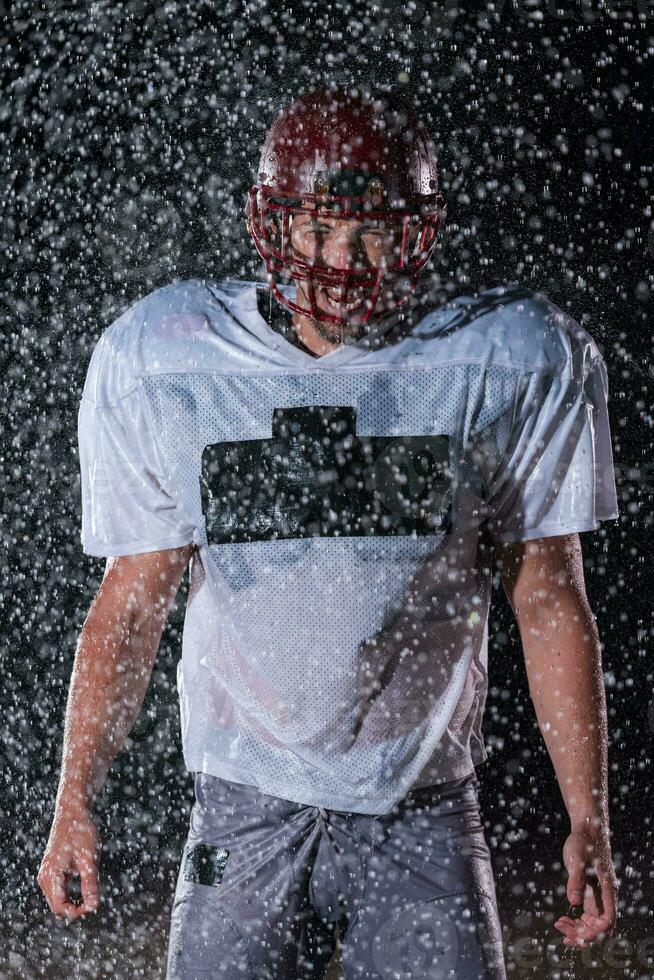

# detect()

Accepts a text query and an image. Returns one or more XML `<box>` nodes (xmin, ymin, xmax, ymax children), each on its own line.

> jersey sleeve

<box><xmin>77</xmin><ymin>327</ymin><xmax>196</xmax><ymax>558</ymax></box>
<box><xmin>485</xmin><ymin>350</ymin><xmax>619</xmax><ymax>545</ymax></box>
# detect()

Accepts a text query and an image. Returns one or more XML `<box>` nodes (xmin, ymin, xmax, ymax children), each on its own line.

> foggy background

<box><xmin>2</xmin><ymin>1</ymin><xmax>653</xmax><ymax>976</ymax></box>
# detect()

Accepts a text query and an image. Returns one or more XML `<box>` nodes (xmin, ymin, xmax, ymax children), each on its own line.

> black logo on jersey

<box><xmin>200</xmin><ymin>406</ymin><xmax>452</xmax><ymax>545</ymax></box>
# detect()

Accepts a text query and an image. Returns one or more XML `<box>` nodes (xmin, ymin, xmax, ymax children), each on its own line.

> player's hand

<box><xmin>553</xmin><ymin>823</ymin><xmax>618</xmax><ymax>949</ymax></box>
<box><xmin>38</xmin><ymin>805</ymin><xmax>101</xmax><ymax>921</ymax></box>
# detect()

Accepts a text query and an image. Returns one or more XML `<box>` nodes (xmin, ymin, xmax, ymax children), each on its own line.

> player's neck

<box><xmin>257</xmin><ymin>287</ymin><xmax>319</xmax><ymax>358</ymax></box>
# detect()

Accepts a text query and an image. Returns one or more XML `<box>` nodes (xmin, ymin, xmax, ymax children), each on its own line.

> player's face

<box><xmin>289</xmin><ymin>203</ymin><xmax>418</xmax><ymax>341</ymax></box>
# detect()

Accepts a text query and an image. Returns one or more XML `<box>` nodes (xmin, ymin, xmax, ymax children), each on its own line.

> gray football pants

<box><xmin>166</xmin><ymin>769</ymin><xmax>507</xmax><ymax>979</ymax></box>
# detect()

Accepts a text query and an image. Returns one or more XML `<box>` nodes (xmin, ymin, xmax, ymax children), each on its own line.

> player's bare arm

<box><xmin>37</xmin><ymin>543</ymin><xmax>194</xmax><ymax>921</ymax></box>
<box><xmin>497</xmin><ymin>532</ymin><xmax>619</xmax><ymax>949</ymax></box>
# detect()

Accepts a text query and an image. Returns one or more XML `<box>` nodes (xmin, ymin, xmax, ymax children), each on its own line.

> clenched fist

<box><xmin>38</xmin><ymin>806</ymin><xmax>101</xmax><ymax>921</ymax></box>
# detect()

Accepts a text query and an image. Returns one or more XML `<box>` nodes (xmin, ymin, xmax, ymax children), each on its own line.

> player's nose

<box><xmin>323</xmin><ymin>227</ymin><xmax>363</xmax><ymax>269</ymax></box>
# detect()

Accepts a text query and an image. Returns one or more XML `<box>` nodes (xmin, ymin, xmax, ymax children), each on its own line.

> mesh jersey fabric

<box><xmin>77</xmin><ymin>277</ymin><xmax>619</xmax><ymax>814</ymax></box>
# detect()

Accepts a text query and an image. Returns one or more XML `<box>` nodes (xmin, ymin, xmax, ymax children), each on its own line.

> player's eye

<box><xmin>295</xmin><ymin>222</ymin><xmax>329</xmax><ymax>236</ymax></box>
<box><xmin>361</xmin><ymin>221</ymin><xmax>391</xmax><ymax>237</ymax></box>
<box><xmin>361</xmin><ymin>230</ymin><xmax>394</xmax><ymax>245</ymax></box>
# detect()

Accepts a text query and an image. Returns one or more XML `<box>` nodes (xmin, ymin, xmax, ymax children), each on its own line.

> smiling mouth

<box><xmin>322</xmin><ymin>285</ymin><xmax>367</xmax><ymax>312</ymax></box>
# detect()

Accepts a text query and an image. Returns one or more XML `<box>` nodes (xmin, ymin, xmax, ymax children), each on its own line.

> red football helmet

<box><xmin>246</xmin><ymin>85</ymin><xmax>446</xmax><ymax>326</ymax></box>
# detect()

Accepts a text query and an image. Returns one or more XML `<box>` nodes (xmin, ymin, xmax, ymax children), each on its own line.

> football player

<box><xmin>39</xmin><ymin>85</ymin><xmax>620</xmax><ymax>978</ymax></box>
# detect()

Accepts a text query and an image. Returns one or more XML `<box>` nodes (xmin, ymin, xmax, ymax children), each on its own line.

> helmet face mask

<box><xmin>246</xmin><ymin>86</ymin><xmax>447</xmax><ymax>328</ymax></box>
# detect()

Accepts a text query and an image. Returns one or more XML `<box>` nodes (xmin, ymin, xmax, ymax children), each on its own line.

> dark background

<box><xmin>1</xmin><ymin>1</ymin><xmax>652</xmax><ymax>976</ymax></box>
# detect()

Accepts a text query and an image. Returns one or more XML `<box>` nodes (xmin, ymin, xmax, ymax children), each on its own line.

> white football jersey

<box><xmin>78</xmin><ymin>277</ymin><xmax>619</xmax><ymax>814</ymax></box>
